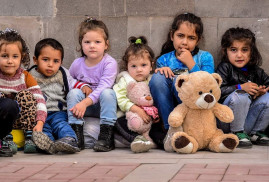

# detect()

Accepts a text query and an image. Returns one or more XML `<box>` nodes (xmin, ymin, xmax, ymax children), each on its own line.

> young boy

<box><xmin>30</xmin><ymin>38</ymin><xmax>91</xmax><ymax>154</ymax></box>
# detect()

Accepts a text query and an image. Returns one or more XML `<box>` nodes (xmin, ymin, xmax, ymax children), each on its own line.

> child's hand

<box><xmin>152</xmin><ymin>117</ymin><xmax>160</xmax><ymax>123</ymax></box>
<box><xmin>130</xmin><ymin>105</ymin><xmax>151</xmax><ymax>124</ymax></box>
<box><xmin>177</xmin><ymin>48</ymin><xmax>195</xmax><ymax>70</ymax></box>
<box><xmin>241</xmin><ymin>82</ymin><xmax>259</xmax><ymax>95</ymax></box>
<box><xmin>82</xmin><ymin>86</ymin><xmax>92</xmax><ymax>97</ymax></box>
<box><xmin>253</xmin><ymin>85</ymin><xmax>269</xmax><ymax>99</ymax></box>
<box><xmin>70</xmin><ymin>98</ymin><xmax>93</xmax><ymax>118</ymax></box>
<box><xmin>33</xmin><ymin>121</ymin><xmax>44</xmax><ymax>132</ymax></box>
<box><xmin>155</xmin><ymin>67</ymin><xmax>174</xmax><ymax>78</ymax></box>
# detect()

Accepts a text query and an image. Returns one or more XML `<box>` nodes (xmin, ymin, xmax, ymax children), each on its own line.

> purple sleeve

<box><xmin>88</xmin><ymin>58</ymin><xmax>118</xmax><ymax>104</ymax></box>
<box><xmin>69</xmin><ymin>59</ymin><xmax>77</xmax><ymax>78</ymax></box>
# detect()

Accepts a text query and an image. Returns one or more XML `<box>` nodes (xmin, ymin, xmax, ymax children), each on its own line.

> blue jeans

<box><xmin>43</xmin><ymin>111</ymin><xmax>77</xmax><ymax>141</ymax></box>
<box><xmin>218</xmin><ymin>90</ymin><xmax>269</xmax><ymax>135</ymax></box>
<box><xmin>149</xmin><ymin>72</ymin><xmax>181</xmax><ymax>129</ymax></box>
<box><xmin>67</xmin><ymin>88</ymin><xmax>117</xmax><ymax>126</ymax></box>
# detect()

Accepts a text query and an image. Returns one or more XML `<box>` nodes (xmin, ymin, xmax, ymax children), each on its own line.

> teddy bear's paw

<box><xmin>219</xmin><ymin>138</ymin><xmax>237</xmax><ymax>152</ymax></box>
<box><xmin>173</xmin><ymin>136</ymin><xmax>193</xmax><ymax>154</ymax></box>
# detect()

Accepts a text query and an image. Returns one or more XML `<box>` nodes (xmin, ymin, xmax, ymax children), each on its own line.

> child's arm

<box><xmin>70</xmin><ymin>97</ymin><xmax>93</xmax><ymax>118</ymax></box>
<box><xmin>176</xmin><ymin>48</ymin><xmax>196</xmax><ymax>70</ymax></box>
<box><xmin>216</xmin><ymin>62</ymin><xmax>239</xmax><ymax>99</ymax></box>
<box><xmin>33</xmin><ymin>120</ymin><xmax>44</xmax><ymax>132</ymax></box>
<box><xmin>24</xmin><ymin>71</ymin><xmax>47</xmax><ymax>126</ymax></box>
<box><xmin>85</xmin><ymin>60</ymin><xmax>118</xmax><ymax>105</ymax></box>
<box><xmin>188</xmin><ymin>51</ymin><xmax>214</xmax><ymax>74</ymax></box>
<box><xmin>129</xmin><ymin>105</ymin><xmax>151</xmax><ymax>124</ymax></box>
<box><xmin>253</xmin><ymin>85</ymin><xmax>269</xmax><ymax>99</ymax></box>
<box><xmin>240</xmin><ymin>81</ymin><xmax>259</xmax><ymax>96</ymax></box>
<box><xmin>155</xmin><ymin>56</ymin><xmax>174</xmax><ymax>78</ymax></box>
<box><xmin>155</xmin><ymin>67</ymin><xmax>174</xmax><ymax>79</ymax></box>
<box><xmin>63</xmin><ymin>67</ymin><xmax>92</xmax><ymax>96</ymax></box>
<box><xmin>113</xmin><ymin>77</ymin><xmax>134</xmax><ymax>112</ymax></box>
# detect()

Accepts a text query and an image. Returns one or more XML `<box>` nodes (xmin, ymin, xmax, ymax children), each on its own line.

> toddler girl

<box><xmin>149</xmin><ymin>13</ymin><xmax>214</xmax><ymax>151</ymax></box>
<box><xmin>113</xmin><ymin>36</ymin><xmax>159</xmax><ymax>153</ymax></box>
<box><xmin>0</xmin><ymin>28</ymin><xmax>47</xmax><ymax>155</ymax></box>
<box><xmin>216</xmin><ymin>27</ymin><xmax>269</xmax><ymax>148</ymax></box>
<box><xmin>67</xmin><ymin>17</ymin><xmax>118</xmax><ymax>152</ymax></box>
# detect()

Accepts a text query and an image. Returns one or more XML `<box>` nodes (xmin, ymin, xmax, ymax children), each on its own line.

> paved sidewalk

<box><xmin>1</xmin><ymin>145</ymin><xmax>269</xmax><ymax>182</ymax></box>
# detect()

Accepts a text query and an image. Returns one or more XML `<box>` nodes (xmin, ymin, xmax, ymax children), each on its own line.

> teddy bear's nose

<box><xmin>204</xmin><ymin>94</ymin><xmax>214</xmax><ymax>103</ymax></box>
<box><xmin>145</xmin><ymin>96</ymin><xmax>152</xmax><ymax>101</ymax></box>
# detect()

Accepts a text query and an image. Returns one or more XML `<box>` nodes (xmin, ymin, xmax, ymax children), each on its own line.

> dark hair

<box><xmin>158</xmin><ymin>13</ymin><xmax>203</xmax><ymax>57</ymax></box>
<box><xmin>121</xmin><ymin>36</ymin><xmax>155</xmax><ymax>71</ymax></box>
<box><xmin>221</xmin><ymin>27</ymin><xmax>262</xmax><ymax>67</ymax></box>
<box><xmin>78</xmin><ymin>17</ymin><xmax>109</xmax><ymax>57</ymax></box>
<box><xmin>0</xmin><ymin>28</ymin><xmax>30</xmax><ymax>69</ymax></box>
<box><xmin>34</xmin><ymin>38</ymin><xmax>64</xmax><ymax>61</ymax></box>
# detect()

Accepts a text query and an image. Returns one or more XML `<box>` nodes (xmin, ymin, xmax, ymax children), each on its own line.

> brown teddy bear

<box><xmin>169</xmin><ymin>71</ymin><xmax>239</xmax><ymax>153</ymax></box>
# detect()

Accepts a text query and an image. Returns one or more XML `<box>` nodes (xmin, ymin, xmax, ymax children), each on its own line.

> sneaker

<box><xmin>164</xmin><ymin>126</ymin><xmax>182</xmax><ymax>152</ymax></box>
<box><xmin>250</xmin><ymin>131</ymin><xmax>269</xmax><ymax>146</ymax></box>
<box><xmin>54</xmin><ymin>137</ymin><xmax>80</xmax><ymax>153</ymax></box>
<box><xmin>32</xmin><ymin>132</ymin><xmax>56</xmax><ymax>154</ymax></box>
<box><xmin>0</xmin><ymin>140</ymin><xmax>13</xmax><ymax>157</ymax></box>
<box><xmin>3</xmin><ymin>134</ymin><xmax>17</xmax><ymax>154</ymax></box>
<box><xmin>24</xmin><ymin>139</ymin><xmax>38</xmax><ymax>153</ymax></box>
<box><xmin>24</xmin><ymin>131</ymin><xmax>37</xmax><ymax>153</ymax></box>
<box><xmin>234</xmin><ymin>131</ymin><xmax>252</xmax><ymax>149</ymax></box>
<box><xmin>130</xmin><ymin>135</ymin><xmax>154</xmax><ymax>153</ymax></box>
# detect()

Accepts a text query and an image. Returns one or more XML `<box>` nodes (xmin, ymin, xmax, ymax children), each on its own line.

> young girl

<box><xmin>216</xmin><ymin>27</ymin><xmax>269</xmax><ymax>148</ymax></box>
<box><xmin>113</xmin><ymin>36</ymin><xmax>159</xmax><ymax>153</ymax></box>
<box><xmin>0</xmin><ymin>28</ymin><xmax>47</xmax><ymax>155</ymax></box>
<box><xmin>149</xmin><ymin>13</ymin><xmax>214</xmax><ymax>150</ymax></box>
<box><xmin>67</xmin><ymin>17</ymin><xmax>118</xmax><ymax>152</ymax></box>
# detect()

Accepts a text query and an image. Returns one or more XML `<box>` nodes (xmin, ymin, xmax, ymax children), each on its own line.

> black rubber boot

<box><xmin>71</xmin><ymin>124</ymin><xmax>85</xmax><ymax>150</ymax></box>
<box><xmin>93</xmin><ymin>124</ymin><xmax>115</xmax><ymax>152</ymax></box>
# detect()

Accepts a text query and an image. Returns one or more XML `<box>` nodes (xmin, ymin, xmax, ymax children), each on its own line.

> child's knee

<box><xmin>230</xmin><ymin>90</ymin><xmax>251</xmax><ymax>106</ymax></box>
<box><xmin>67</xmin><ymin>88</ymin><xmax>85</xmax><ymax>100</ymax></box>
<box><xmin>100</xmin><ymin>89</ymin><xmax>116</xmax><ymax>100</ymax></box>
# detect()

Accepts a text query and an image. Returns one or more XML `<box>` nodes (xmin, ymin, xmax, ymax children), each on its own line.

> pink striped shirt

<box><xmin>0</xmin><ymin>68</ymin><xmax>47</xmax><ymax>122</ymax></box>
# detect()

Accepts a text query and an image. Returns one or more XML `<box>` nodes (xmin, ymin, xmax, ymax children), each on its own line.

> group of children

<box><xmin>0</xmin><ymin>12</ymin><xmax>269</xmax><ymax>157</ymax></box>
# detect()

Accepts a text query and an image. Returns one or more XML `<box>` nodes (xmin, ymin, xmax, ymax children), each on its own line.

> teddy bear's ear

<box><xmin>176</xmin><ymin>75</ymin><xmax>189</xmax><ymax>88</ymax></box>
<box><xmin>211</xmin><ymin>73</ymin><xmax>223</xmax><ymax>86</ymax></box>
<box><xmin>127</xmin><ymin>81</ymin><xmax>137</xmax><ymax>92</ymax></box>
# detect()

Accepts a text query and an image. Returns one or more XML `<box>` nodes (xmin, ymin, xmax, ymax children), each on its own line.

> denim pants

<box><xmin>218</xmin><ymin>90</ymin><xmax>269</xmax><ymax>135</ymax></box>
<box><xmin>0</xmin><ymin>98</ymin><xmax>20</xmax><ymax>139</ymax></box>
<box><xmin>43</xmin><ymin>111</ymin><xmax>77</xmax><ymax>141</ymax></box>
<box><xmin>149</xmin><ymin>72</ymin><xmax>182</xmax><ymax>129</ymax></box>
<box><xmin>67</xmin><ymin>88</ymin><xmax>117</xmax><ymax>126</ymax></box>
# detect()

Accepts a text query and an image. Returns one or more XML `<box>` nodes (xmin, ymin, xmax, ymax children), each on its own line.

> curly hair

<box><xmin>221</xmin><ymin>27</ymin><xmax>262</xmax><ymax>67</ymax></box>
<box><xmin>0</xmin><ymin>28</ymin><xmax>30</xmax><ymax>69</ymax></box>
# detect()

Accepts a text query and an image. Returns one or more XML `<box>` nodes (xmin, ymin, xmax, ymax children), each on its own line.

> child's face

<box><xmin>0</xmin><ymin>43</ymin><xmax>22</xmax><ymax>77</ymax></box>
<box><xmin>33</xmin><ymin>46</ymin><xmax>62</xmax><ymax>77</ymax></box>
<box><xmin>82</xmin><ymin>29</ymin><xmax>108</xmax><ymax>64</ymax></box>
<box><xmin>227</xmin><ymin>40</ymin><xmax>250</xmax><ymax>68</ymax></box>
<box><xmin>127</xmin><ymin>54</ymin><xmax>152</xmax><ymax>82</ymax></box>
<box><xmin>171</xmin><ymin>21</ymin><xmax>199</xmax><ymax>57</ymax></box>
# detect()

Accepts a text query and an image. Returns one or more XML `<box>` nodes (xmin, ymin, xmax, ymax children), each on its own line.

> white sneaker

<box><xmin>131</xmin><ymin>135</ymin><xmax>154</xmax><ymax>153</ymax></box>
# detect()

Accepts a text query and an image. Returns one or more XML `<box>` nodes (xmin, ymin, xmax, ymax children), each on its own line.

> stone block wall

<box><xmin>1</xmin><ymin>0</ymin><xmax>269</xmax><ymax>73</ymax></box>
